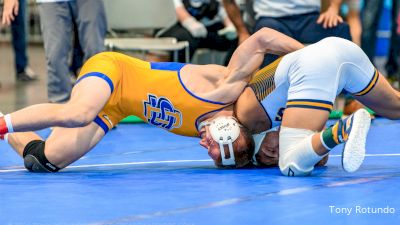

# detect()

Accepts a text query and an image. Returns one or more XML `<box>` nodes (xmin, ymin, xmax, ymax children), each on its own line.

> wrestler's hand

<box><xmin>317</xmin><ymin>7</ymin><xmax>343</xmax><ymax>29</ymax></box>
<box><xmin>255</xmin><ymin>131</ymin><xmax>279</xmax><ymax>167</ymax></box>
<box><xmin>2</xmin><ymin>0</ymin><xmax>19</xmax><ymax>26</ymax></box>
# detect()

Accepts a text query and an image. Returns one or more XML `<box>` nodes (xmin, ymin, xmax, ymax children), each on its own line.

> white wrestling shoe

<box><xmin>341</xmin><ymin>108</ymin><xmax>371</xmax><ymax>173</ymax></box>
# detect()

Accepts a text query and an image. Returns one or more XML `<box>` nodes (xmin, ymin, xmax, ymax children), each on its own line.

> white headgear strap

<box><xmin>198</xmin><ymin>117</ymin><xmax>241</xmax><ymax>166</ymax></box>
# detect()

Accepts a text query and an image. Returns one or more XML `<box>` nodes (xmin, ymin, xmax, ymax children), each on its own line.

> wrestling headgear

<box><xmin>198</xmin><ymin>116</ymin><xmax>241</xmax><ymax>166</ymax></box>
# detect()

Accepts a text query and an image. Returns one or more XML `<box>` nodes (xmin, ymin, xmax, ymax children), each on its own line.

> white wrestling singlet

<box><xmin>250</xmin><ymin>37</ymin><xmax>378</xmax><ymax>128</ymax></box>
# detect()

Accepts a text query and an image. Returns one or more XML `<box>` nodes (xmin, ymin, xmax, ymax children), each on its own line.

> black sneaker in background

<box><xmin>16</xmin><ymin>67</ymin><xmax>38</xmax><ymax>82</ymax></box>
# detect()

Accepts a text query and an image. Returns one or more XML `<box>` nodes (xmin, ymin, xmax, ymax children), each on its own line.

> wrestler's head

<box><xmin>253</xmin><ymin>130</ymin><xmax>280</xmax><ymax>167</ymax></box>
<box><xmin>253</xmin><ymin>129</ymin><xmax>329</xmax><ymax>167</ymax></box>
<box><xmin>198</xmin><ymin>116</ymin><xmax>255</xmax><ymax>168</ymax></box>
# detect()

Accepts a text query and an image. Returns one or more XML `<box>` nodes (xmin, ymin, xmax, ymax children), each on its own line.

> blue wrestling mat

<box><xmin>1</xmin><ymin>118</ymin><xmax>400</xmax><ymax>224</ymax></box>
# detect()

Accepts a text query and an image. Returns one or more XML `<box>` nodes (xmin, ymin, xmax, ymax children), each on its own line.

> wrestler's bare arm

<box><xmin>181</xmin><ymin>28</ymin><xmax>303</xmax><ymax>103</ymax></box>
<box><xmin>222</xmin><ymin>28</ymin><xmax>304</xmax><ymax>101</ymax></box>
<box><xmin>227</xmin><ymin>28</ymin><xmax>303</xmax><ymax>82</ymax></box>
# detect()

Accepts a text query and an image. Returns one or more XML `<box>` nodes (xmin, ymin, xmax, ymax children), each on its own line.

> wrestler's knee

<box><xmin>279</xmin><ymin>151</ymin><xmax>314</xmax><ymax>177</ymax></box>
<box><xmin>57</xmin><ymin>103</ymin><xmax>97</xmax><ymax>127</ymax></box>
<box><xmin>278</xmin><ymin>127</ymin><xmax>324</xmax><ymax>177</ymax></box>
<box><xmin>23</xmin><ymin>140</ymin><xmax>61</xmax><ymax>173</ymax></box>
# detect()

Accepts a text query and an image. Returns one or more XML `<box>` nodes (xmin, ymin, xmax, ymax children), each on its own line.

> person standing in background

<box><xmin>2</xmin><ymin>0</ymin><xmax>39</xmax><ymax>82</ymax></box>
<box><xmin>222</xmin><ymin>0</ymin><xmax>250</xmax><ymax>44</ymax></box>
<box><xmin>362</xmin><ymin>0</ymin><xmax>400</xmax><ymax>79</ymax></box>
<box><xmin>398</xmin><ymin>8</ymin><xmax>400</xmax><ymax>34</ymax></box>
<box><xmin>36</xmin><ymin>0</ymin><xmax>107</xmax><ymax>103</ymax></box>
<box><xmin>342</xmin><ymin>0</ymin><xmax>362</xmax><ymax>46</ymax></box>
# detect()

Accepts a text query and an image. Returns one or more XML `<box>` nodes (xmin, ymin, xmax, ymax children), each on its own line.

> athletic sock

<box><xmin>0</xmin><ymin>114</ymin><xmax>14</xmax><ymax>135</ymax></box>
<box><xmin>320</xmin><ymin>115</ymin><xmax>353</xmax><ymax>150</ymax></box>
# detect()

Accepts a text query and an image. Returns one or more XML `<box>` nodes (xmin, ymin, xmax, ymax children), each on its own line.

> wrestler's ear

<box><xmin>199</xmin><ymin>138</ymin><xmax>208</xmax><ymax>148</ymax></box>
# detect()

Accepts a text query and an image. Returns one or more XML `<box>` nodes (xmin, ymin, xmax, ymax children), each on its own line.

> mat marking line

<box><xmin>1</xmin><ymin>153</ymin><xmax>399</xmax><ymax>173</ymax></box>
<box><xmin>90</xmin><ymin>176</ymin><xmax>394</xmax><ymax>224</ymax></box>
<box><xmin>0</xmin><ymin>159</ymin><xmax>213</xmax><ymax>173</ymax></box>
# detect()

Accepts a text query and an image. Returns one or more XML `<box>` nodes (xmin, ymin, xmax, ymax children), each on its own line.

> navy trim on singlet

<box><xmin>75</xmin><ymin>72</ymin><xmax>114</xmax><ymax>93</ymax></box>
<box><xmin>178</xmin><ymin>70</ymin><xmax>229</xmax><ymax>105</ymax></box>
<box><xmin>150</xmin><ymin>62</ymin><xmax>186</xmax><ymax>71</ymax></box>
<box><xmin>94</xmin><ymin>116</ymin><xmax>110</xmax><ymax>134</ymax></box>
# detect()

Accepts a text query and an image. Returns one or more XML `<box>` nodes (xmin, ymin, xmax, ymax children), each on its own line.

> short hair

<box><xmin>232</xmin><ymin>125</ymin><xmax>255</xmax><ymax>168</ymax></box>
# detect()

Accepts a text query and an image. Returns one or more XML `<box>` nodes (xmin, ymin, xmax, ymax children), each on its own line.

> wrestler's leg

<box><xmin>354</xmin><ymin>73</ymin><xmax>400</xmax><ymax>119</ymax></box>
<box><xmin>1</xmin><ymin>76</ymin><xmax>111</xmax><ymax>172</ymax></box>
<box><xmin>278</xmin><ymin>108</ymin><xmax>330</xmax><ymax>176</ymax></box>
<box><xmin>276</xmin><ymin>38</ymin><xmax>373</xmax><ymax>176</ymax></box>
<box><xmin>1</xmin><ymin>76</ymin><xmax>111</xmax><ymax>133</ymax></box>
<box><xmin>6</xmin><ymin>122</ymin><xmax>104</xmax><ymax>171</ymax></box>
<box><xmin>280</xmin><ymin>107</ymin><xmax>370</xmax><ymax>176</ymax></box>
<box><xmin>42</xmin><ymin>123</ymin><xmax>105</xmax><ymax>169</ymax></box>
<box><xmin>281</xmin><ymin>108</ymin><xmax>330</xmax><ymax>155</ymax></box>
<box><xmin>6</xmin><ymin>131</ymin><xmax>42</xmax><ymax>157</ymax></box>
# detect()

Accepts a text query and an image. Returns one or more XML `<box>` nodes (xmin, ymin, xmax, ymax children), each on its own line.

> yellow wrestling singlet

<box><xmin>76</xmin><ymin>52</ymin><xmax>230</xmax><ymax>136</ymax></box>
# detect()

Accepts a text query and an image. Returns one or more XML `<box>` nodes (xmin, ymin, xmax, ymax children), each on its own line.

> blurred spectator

<box><xmin>341</xmin><ymin>0</ymin><xmax>362</xmax><ymax>45</ymax></box>
<box><xmin>398</xmin><ymin>9</ymin><xmax>400</xmax><ymax>34</ymax></box>
<box><xmin>2</xmin><ymin>0</ymin><xmax>38</xmax><ymax>82</ymax></box>
<box><xmin>320</xmin><ymin>1</ymin><xmax>363</xmax><ymax>44</ymax></box>
<box><xmin>222</xmin><ymin>0</ymin><xmax>250</xmax><ymax>44</ymax></box>
<box><xmin>361</xmin><ymin>0</ymin><xmax>400</xmax><ymax>79</ymax></box>
<box><xmin>158</xmin><ymin>0</ymin><xmax>238</xmax><ymax>65</ymax></box>
<box><xmin>253</xmin><ymin>0</ymin><xmax>351</xmax><ymax>66</ymax></box>
<box><xmin>36</xmin><ymin>0</ymin><xmax>107</xmax><ymax>103</ymax></box>
<box><xmin>70</xmin><ymin>24</ymin><xmax>84</xmax><ymax>78</ymax></box>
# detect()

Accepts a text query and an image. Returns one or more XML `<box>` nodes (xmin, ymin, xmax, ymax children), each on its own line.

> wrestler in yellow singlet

<box><xmin>76</xmin><ymin>52</ymin><xmax>230</xmax><ymax>136</ymax></box>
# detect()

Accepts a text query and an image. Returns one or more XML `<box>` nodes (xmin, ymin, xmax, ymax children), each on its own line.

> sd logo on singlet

<box><xmin>143</xmin><ymin>94</ymin><xmax>182</xmax><ymax>130</ymax></box>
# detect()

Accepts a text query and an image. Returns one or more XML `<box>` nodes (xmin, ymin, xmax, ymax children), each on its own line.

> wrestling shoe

<box><xmin>341</xmin><ymin>108</ymin><xmax>371</xmax><ymax>173</ymax></box>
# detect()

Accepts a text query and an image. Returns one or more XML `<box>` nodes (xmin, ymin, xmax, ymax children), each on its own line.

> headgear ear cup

<box><xmin>208</xmin><ymin>117</ymin><xmax>241</xmax><ymax>166</ymax></box>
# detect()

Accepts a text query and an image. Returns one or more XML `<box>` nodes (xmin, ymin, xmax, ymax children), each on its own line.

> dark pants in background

<box><xmin>254</xmin><ymin>12</ymin><xmax>352</xmax><ymax>67</ymax></box>
<box><xmin>160</xmin><ymin>22</ymin><xmax>238</xmax><ymax>66</ymax></box>
<box><xmin>11</xmin><ymin>0</ymin><xmax>28</xmax><ymax>74</ymax></box>
<box><xmin>361</xmin><ymin>0</ymin><xmax>400</xmax><ymax>76</ymax></box>
<box><xmin>38</xmin><ymin>0</ymin><xmax>107</xmax><ymax>103</ymax></box>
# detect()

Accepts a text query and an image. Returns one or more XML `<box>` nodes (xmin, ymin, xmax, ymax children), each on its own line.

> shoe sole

<box><xmin>342</xmin><ymin>109</ymin><xmax>371</xmax><ymax>173</ymax></box>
